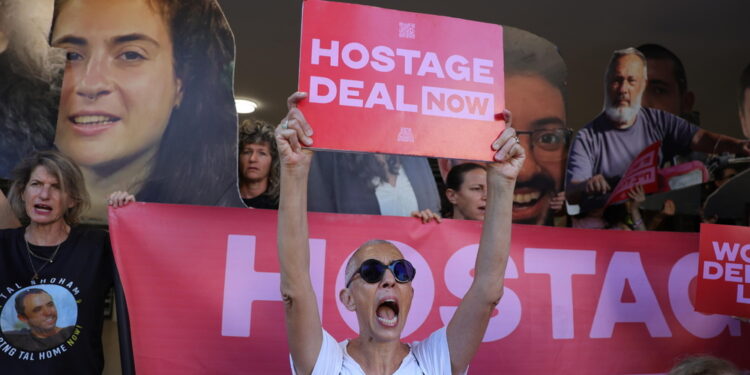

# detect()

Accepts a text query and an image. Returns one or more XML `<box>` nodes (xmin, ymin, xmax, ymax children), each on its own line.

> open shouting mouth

<box><xmin>376</xmin><ymin>297</ymin><xmax>400</xmax><ymax>327</ymax></box>
<box><xmin>33</xmin><ymin>203</ymin><xmax>53</xmax><ymax>216</ymax></box>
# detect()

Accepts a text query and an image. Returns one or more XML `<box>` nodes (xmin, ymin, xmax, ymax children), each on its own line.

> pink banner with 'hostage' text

<box><xmin>109</xmin><ymin>203</ymin><xmax>749</xmax><ymax>374</ymax></box>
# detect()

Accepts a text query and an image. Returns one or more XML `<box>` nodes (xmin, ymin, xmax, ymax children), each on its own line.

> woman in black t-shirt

<box><xmin>0</xmin><ymin>150</ymin><xmax>131</xmax><ymax>374</ymax></box>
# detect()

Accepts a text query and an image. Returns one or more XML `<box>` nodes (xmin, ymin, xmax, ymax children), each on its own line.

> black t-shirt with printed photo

<box><xmin>0</xmin><ymin>226</ymin><xmax>114</xmax><ymax>374</ymax></box>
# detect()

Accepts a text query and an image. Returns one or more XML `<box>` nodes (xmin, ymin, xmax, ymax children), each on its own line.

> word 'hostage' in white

<box><xmin>311</xmin><ymin>39</ymin><xmax>495</xmax><ymax>84</ymax></box>
<box><xmin>220</xmin><ymin>235</ymin><xmax>741</xmax><ymax>341</ymax></box>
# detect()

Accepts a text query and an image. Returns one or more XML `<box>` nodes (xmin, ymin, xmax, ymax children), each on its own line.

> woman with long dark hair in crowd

<box><xmin>0</xmin><ymin>150</ymin><xmax>132</xmax><ymax>374</ymax></box>
<box><xmin>50</xmin><ymin>0</ymin><xmax>241</xmax><ymax>220</ymax></box>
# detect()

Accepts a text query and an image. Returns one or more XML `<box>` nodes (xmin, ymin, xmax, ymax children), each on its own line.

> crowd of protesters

<box><xmin>245</xmin><ymin>46</ymin><xmax>750</xmax><ymax>233</ymax></box>
<box><xmin>0</xmin><ymin>0</ymin><xmax>749</xmax><ymax>374</ymax></box>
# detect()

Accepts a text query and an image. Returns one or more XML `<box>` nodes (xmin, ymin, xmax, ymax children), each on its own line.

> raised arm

<box><xmin>690</xmin><ymin>129</ymin><xmax>750</xmax><ymax>156</ymax></box>
<box><xmin>625</xmin><ymin>185</ymin><xmax>646</xmax><ymax>231</ymax></box>
<box><xmin>276</xmin><ymin>92</ymin><xmax>320</xmax><ymax>375</ymax></box>
<box><xmin>446</xmin><ymin>125</ymin><xmax>525</xmax><ymax>374</ymax></box>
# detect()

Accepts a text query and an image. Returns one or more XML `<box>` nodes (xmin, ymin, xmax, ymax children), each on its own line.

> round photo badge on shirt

<box><xmin>0</xmin><ymin>284</ymin><xmax>79</xmax><ymax>360</ymax></box>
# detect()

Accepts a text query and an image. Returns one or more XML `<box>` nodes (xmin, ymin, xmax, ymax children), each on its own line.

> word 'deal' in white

<box><xmin>309</xmin><ymin>77</ymin><xmax>493</xmax><ymax>121</ymax></box>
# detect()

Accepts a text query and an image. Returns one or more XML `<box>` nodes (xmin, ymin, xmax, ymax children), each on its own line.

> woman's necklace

<box><xmin>25</xmin><ymin>238</ymin><xmax>62</xmax><ymax>281</ymax></box>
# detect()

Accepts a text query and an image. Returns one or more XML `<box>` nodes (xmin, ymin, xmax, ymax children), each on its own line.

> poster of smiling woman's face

<box><xmin>0</xmin><ymin>0</ymin><xmax>242</xmax><ymax>223</ymax></box>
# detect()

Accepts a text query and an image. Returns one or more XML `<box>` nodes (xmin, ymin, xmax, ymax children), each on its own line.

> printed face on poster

<box><xmin>298</xmin><ymin>0</ymin><xmax>505</xmax><ymax>161</ymax></box>
<box><xmin>51</xmin><ymin>0</ymin><xmax>242</xmax><ymax>223</ymax></box>
<box><xmin>696</xmin><ymin>223</ymin><xmax>750</xmax><ymax>318</ymax></box>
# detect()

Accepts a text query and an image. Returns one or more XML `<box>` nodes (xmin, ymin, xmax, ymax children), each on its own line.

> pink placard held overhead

<box><xmin>297</xmin><ymin>0</ymin><xmax>505</xmax><ymax>161</ymax></box>
<box><xmin>696</xmin><ymin>223</ymin><xmax>750</xmax><ymax>318</ymax></box>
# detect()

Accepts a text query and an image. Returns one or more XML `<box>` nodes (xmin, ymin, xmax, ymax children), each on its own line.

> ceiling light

<box><xmin>235</xmin><ymin>98</ymin><xmax>258</xmax><ymax>114</ymax></box>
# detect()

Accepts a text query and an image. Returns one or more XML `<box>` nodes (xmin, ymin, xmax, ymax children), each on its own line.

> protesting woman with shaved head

<box><xmin>276</xmin><ymin>91</ymin><xmax>524</xmax><ymax>374</ymax></box>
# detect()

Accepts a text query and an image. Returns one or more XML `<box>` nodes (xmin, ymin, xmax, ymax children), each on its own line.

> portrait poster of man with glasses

<box><xmin>439</xmin><ymin>26</ymin><xmax>571</xmax><ymax>226</ymax></box>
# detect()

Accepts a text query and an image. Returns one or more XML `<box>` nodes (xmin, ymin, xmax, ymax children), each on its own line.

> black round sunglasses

<box><xmin>346</xmin><ymin>259</ymin><xmax>416</xmax><ymax>287</ymax></box>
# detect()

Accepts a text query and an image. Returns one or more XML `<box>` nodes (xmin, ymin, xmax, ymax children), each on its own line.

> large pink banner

<box><xmin>109</xmin><ymin>203</ymin><xmax>749</xmax><ymax>374</ymax></box>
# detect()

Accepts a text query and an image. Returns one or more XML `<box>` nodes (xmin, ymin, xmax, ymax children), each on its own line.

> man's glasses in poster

<box><xmin>514</xmin><ymin>128</ymin><xmax>573</xmax><ymax>161</ymax></box>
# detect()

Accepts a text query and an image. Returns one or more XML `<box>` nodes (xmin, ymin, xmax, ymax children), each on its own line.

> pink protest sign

<box><xmin>298</xmin><ymin>0</ymin><xmax>505</xmax><ymax>161</ymax></box>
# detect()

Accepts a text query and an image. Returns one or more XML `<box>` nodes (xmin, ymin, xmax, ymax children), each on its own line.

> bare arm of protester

<box><xmin>691</xmin><ymin>129</ymin><xmax>750</xmax><ymax>156</ymax></box>
<box><xmin>276</xmin><ymin>92</ymin><xmax>319</xmax><ymax>375</ymax></box>
<box><xmin>0</xmin><ymin>190</ymin><xmax>21</xmax><ymax>229</ymax></box>
<box><xmin>626</xmin><ymin>185</ymin><xmax>646</xmax><ymax>231</ymax></box>
<box><xmin>410</xmin><ymin>208</ymin><xmax>442</xmax><ymax>224</ymax></box>
<box><xmin>446</xmin><ymin>126</ymin><xmax>525</xmax><ymax>374</ymax></box>
<box><xmin>549</xmin><ymin>191</ymin><xmax>566</xmax><ymax>212</ymax></box>
<box><xmin>107</xmin><ymin>191</ymin><xmax>136</xmax><ymax>208</ymax></box>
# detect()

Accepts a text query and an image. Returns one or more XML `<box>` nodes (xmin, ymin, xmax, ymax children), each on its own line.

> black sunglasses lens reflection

<box><xmin>360</xmin><ymin>259</ymin><xmax>386</xmax><ymax>283</ymax></box>
<box><xmin>392</xmin><ymin>260</ymin><xmax>416</xmax><ymax>282</ymax></box>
